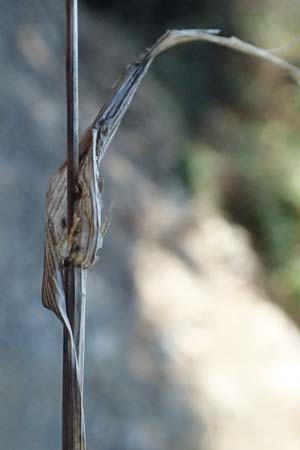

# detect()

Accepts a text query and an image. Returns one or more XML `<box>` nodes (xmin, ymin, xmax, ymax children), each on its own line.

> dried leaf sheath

<box><xmin>42</xmin><ymin>29</ymin><xmax>300</xmax><ymax>449</ymax></box>
<box><xmin>42</xmin><ymin>125</ymin><xmax>103</xmax><ymax>447</ymax></box>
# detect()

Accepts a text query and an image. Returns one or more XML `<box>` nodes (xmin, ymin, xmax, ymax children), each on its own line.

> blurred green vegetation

<box><xmin>176</xmin><ymin>0</ymin><xmax>300</xmax><ymax>318</ymax></box>
<box><xmin>85</xmin><ymin>0</ymin><xmax>300</xmax><ymax>320</ymax></box>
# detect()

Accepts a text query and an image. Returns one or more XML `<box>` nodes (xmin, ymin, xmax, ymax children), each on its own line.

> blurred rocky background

<box><xmin>1</xmin><ymin>0</ymin><xmax>300</xmax><ymax>449</ymax></box>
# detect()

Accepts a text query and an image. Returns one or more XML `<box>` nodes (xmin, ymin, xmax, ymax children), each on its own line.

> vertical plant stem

<box><xmin>63</xmin><ymin>1</ymin><xmax>85</xmax><ymax>449</ymax></box>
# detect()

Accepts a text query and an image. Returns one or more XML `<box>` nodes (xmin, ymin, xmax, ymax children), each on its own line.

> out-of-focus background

<box><xmin>1</xmin><ymin>0</ymin><xmax>300</xmax><ymax>449</ymax></box>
